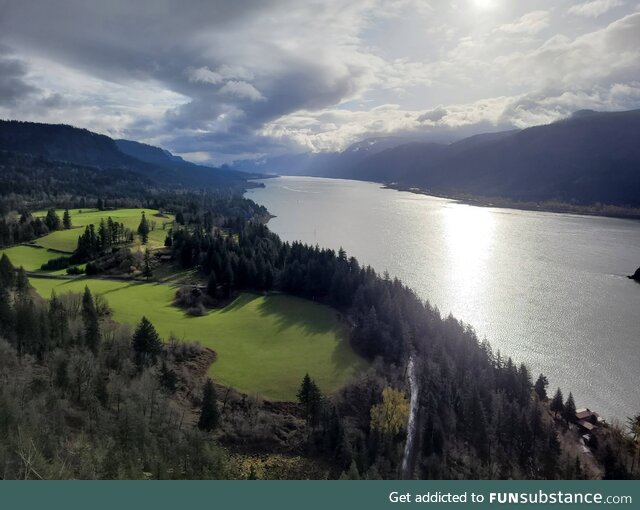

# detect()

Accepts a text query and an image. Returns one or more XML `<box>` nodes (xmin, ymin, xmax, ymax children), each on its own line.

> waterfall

<box><xmin>401</xmin><ymin>356</ymin><xmax>418</xmax><ymax>479</ymax></box>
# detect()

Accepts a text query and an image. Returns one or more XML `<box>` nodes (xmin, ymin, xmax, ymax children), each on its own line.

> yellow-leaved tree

<box><xmin>370</xmin><ymin>387</ymin><xmax>409</xmax><ymax>437</ymax></box>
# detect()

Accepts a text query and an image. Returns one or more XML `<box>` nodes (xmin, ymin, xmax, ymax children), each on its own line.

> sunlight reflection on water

<box><xmin>247</xmin><ymin>176</ymin><xmax>640</xmax><ymax>420</ymax></box>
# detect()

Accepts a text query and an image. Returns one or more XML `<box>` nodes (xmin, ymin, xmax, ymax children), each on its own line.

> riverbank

<box><xmin>383</xmin><ymin>184</ymin><xmax>640</xmax><ymax>220</ymax></box>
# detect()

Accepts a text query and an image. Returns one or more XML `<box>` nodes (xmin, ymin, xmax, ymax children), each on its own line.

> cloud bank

<box><xmin>0</xmin><ymin>0</ymin><xmax>639</xmax><ymax>163</ymax></box>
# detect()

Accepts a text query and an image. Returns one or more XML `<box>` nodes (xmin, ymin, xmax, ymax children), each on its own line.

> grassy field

<box><xmin>33</xmin><ymin>208</ymin><xmax>173</xmax><ymax>253</ymax></box>
<box><xmin>0</xmin><ymin>245</ymin><xmax>64</xmax><ymax>272</ymax></box>
<box><xmin>30</xmin><ymin>277</ymin><xmax>367</xmax><ymax>401</ymax></box>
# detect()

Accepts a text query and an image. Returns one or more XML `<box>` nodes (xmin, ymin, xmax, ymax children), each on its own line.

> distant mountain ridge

<box><xmin>0</xmin><ymin>120</ymin><xmax>258</xmax><ymax>190</ymax></box>
<box><xmin>233</xmin><ymin>110</ymin><xmax>640</xmax><ymax>207</ymax></box>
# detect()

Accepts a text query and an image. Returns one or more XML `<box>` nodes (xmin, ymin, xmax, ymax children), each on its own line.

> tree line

<box><xmin>0</xmin><ymin>253</ymin><xmax>228</xmax><ymax>479</ymax></box>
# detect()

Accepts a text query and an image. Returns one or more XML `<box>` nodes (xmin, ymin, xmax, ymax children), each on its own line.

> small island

<box><xmin>629</xmin><ymin>267</ymin><xmax>640</xmax><ymax>282</ymax></box>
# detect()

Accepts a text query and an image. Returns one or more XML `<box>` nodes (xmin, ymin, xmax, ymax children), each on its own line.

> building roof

<box><xmin>578</xmin><ymin>420</ymin><xmax>596</xmax><ymax>432</ymax></box>
<box><xmin>576</xmin><ymin>410</ymin><xmax>595</xmax><ymax>420</ymax></box>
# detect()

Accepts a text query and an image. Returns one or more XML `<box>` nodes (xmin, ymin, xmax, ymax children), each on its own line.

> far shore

<box><xmin>384</xmin><ymin>183</ymin><xmax>640</xmax><ymax>221</ymax></box>
<box><xmin>246</xmin><ymin>174</ymin><xmax>640</xmax><ymax>221</ymax></box>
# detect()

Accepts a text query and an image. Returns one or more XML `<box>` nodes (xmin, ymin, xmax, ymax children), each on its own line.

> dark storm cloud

<box><xmin>0</xmin><ymin>46</ymin><xmax>40</xmax><ymax>106</ymax></box>
<box><xmin>1</xmin><ymin>1</ymin><xmax>639</xmax><ymax>160</ymax></box>
<box><xmin>0</xmin><ymin>0</ymin><xmax>378</xmax><ymax>159</ymax></box>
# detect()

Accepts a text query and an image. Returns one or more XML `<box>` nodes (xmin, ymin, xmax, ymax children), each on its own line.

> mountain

<box><xmin>114</xmin><ymin>138</ymin><xmax>262</xmax><ymax>187</ymax></box>
<box><xmin>231</xmin><ymin>136</ymin><xmax>418</xmax><ymax>177</ymax></box>
<box><xmin>0</xmin><ymin>120</ymin><xmax>257</xmax><ymax>190</ymax></box>
<box><xmin>115</xmin><ymin>139</ymin><xmax>188</xmax><ymax>167</ymax></box>
<box><xmin>392</xmin><ymin>109</ymin><xmax>640</xmax><ymax>206</ymax></box>
<box><xmin>233</xmin><ymin>110</ymin><xmax>640</xmax><ymax>207</ymax></box>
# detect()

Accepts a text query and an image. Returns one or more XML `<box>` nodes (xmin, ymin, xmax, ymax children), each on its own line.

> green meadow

<box><xmin>30</xmin><ymin>277</ymin><xmax>367</xmax><ymax>401</ymax></box>
<box><xmin>0</xmin><ymin>245</ymin><xmax>63</xmax><ymax>272</ymax></box>
<box><xmin>33</xmin><ymin>208</ymin><xmax>173</xmax><ymax>253</ymax></box>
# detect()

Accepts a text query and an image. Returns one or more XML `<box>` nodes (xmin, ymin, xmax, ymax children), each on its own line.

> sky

<box><xmin>1</xmin><ymin>0</ymin><xmax>639</xmax><ymax>164</ymax></box>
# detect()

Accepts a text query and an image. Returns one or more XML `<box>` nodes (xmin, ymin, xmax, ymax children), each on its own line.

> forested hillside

<box><xmin>0</xmin><ymin>120</ymin><xmax>638</xmax><ymax>479</ymax></box>
<box><xmin>233</xmin><ymin>110</ymin><xmax>640</xmax><ymax>208</ymax></box>
<box><xmin>0</xmin><ymin>120</ymin><xmax>257</xmax><ymax>190</ymax></box>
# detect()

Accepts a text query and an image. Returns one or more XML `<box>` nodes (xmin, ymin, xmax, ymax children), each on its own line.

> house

<box><xmin>577</xmin><ymin>420</ymin><xmax>597</xmax><ymax>434</ymax></box>
<box><xmin>575</xmin><ymin>408</ymin><xmax>601</xmax><ymax>424</ymax></box>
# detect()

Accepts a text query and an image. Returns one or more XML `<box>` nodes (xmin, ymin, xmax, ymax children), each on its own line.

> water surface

<box><xmin>246</xmin><ymin>176</ymin><xmax>640</xmax><ymax>421</ymax></box>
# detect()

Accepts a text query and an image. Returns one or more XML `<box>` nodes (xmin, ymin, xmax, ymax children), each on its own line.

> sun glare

<box><xmin>472</xmin><ymin>0</ymin><xmax>496</xmax><ymax>10</ymax></box>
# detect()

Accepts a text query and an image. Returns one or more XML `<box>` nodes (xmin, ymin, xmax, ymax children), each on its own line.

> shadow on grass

<box><xmin>330</xmin><ymin>333</ymin><xmax>365</xmax><ymax>375</ymax></box>
<box><xmin>254</xmin><ymin>293</ymin><xmax>340</xmax><ymax>336</ymax></box>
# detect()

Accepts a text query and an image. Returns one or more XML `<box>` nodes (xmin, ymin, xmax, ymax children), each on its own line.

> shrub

<box><xmin>41</xmin><ymin>256</ymin><xmax>71</xmax><ymax>271</ymax></box>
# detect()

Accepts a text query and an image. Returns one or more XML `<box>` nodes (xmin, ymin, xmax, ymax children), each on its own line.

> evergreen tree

<box><xmin>15</xmin><ymin>296</ymin><xmax>37</xmax><ymax>357</ymax></box>
<box><xmin>15</xmin><ymin>267</ymin><xmax>29</xmax><ymax>294</ymax></box>
<box><xmin>137</xmin><ymin>211</ymin><xmax>150</xmax><ymax>244</ymax></box>
<box><xmin>534</xmin><ymin>374</ymin><xmax>549</xmax><ymax>401</ymax></box>
<box><xmin>131</xmin><ymin>316</ymin><xmax>163</xmax><ymax>367</ymax></box>
<box><xmin>297</xmin><ymin>373</ymin><xmax>323</xmax><ymax>426</ymax></box>
<box><xmin>48</xmin><ymin>291</ymin><xmax>68</xmax><ymax>349</ymax></box>
<box><xmin>63</xmin><ymin>209</ymin><xmax>72</xmax><ymax>229</ymax></box>
<box><xmin>159</xmin><ymin>361</ymin><xmax>177</xmax><ymax>393</ymax></box>
<box><xmin>198</xmin><ymin>378</ymin><xmax>219</xmax><ymax>432</ymax></box>
<box><xmin>45</xmin><ymin>208</ymin><xmax>61</xmax><ymax>231</ymax></box>
<box><xmin>0</xmin><ymin>253</ymin><xmax>15</xmax><ymax>288</ymax></box>
<box><xmin>563</xmin><ymin>392</ymin><xmax>576</xmax><ymax>422</ymax></box>
<box><xmin>82</xmin><ymin>286</ymin><xmax>100</xmax><ymax>354</ymax></box>
<box><xmin>143</xmin><ymin>249</ymin><xmax>153</xmax><ymax>280</ymax></box>
<box><xmin>0</xmin><ymin>285</ymin><xmax>13</xmax><ymax>334</ymax></box>
<box><xmin>550</xmin><ymin>388</ymin><xmax>564</xmax><ymax>417</ymax></box>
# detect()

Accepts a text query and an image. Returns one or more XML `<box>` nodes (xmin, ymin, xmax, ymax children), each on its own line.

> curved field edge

<box><xmin>29</xmin><ymin>277</ymin><xmax>368</xmax><ymax>401</ymax></box>
<box><xmin>33</xmin><ymin>208</ymin><xmax>173</xmax><ymax>253</ymax></box>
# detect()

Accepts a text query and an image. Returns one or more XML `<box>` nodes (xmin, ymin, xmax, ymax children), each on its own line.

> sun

<box><xmin>472</xmin><ymin>0</ymin><xmax>496</xmax><ymax>9</ymax></box>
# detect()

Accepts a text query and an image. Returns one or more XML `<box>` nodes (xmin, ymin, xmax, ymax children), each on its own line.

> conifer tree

<box><xmin>534</xmin><ymin>374</ymin><xmax>549</xmax><ymax>401</ymax></box>
<box><xmin>563</xmin><ymin>392</ymin><xmax>577</xmax><ymax>422</ymax></box>
<box><xmin>550</xmin><ymin>388</ymin><xmax>564</xmax><ymax>417</ymax></box>
<box><xmin>143</xmin><ymin>249</ymin><xmax>153</xmax><ymax>280</ymax></box>
<box><xmin>63</xmin><ymin>209</ymin><xmax>72</xmax><ymax>229</ymax></box>
<box><xmin>297</xmin><ymin>373</ymin><xmax>323</xmax><ymax>427</ymax></box>
<box><xmin>15</xmin><ymin>267</ymin><xmax>29</xmax><ymax>294</ymax></box>
<box><xmin>45</xmin><ymin>208</ymin><xmax>61</xmax><ymax>231</ymax></box>
<box><xmin>0</xmin><ymin>253</ymin><xmax>15</xmax><ymax>288</ymax></box>
<box><xmin>82</xmin><ymin>286</ymin><xmax>100</xmax><ymax>354</ymax></box>
<box><xmin>131</xmin><ymin>316</ymin><xmax>162</xmax><ymax>367</ymax></box>
<box><xmin>137</xmin><ymin>211</ymin><xmax>150</xmax><ymax>244</ymax></box>
<box><xmin>198</xmin><ymin>378</ymin><xmax>219</xmax><ymax>432</ymax></box>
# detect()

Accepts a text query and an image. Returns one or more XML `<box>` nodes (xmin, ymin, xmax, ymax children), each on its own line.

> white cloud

<box><xmin>568</xmin><ymin>0</ymin><xmax>624</xmax><ymax>18</ymax></box>
<box><xmin>497</xmin><ymin>11</ymin><xmax>550</xmax><ymax>35</ymax></box>
<box><xmin>187</xmin><ymin>66</ymin><xmax>223</xmax><ymax>85</ymax></box>
<box><xmin>218</xmin><ymin>80</ymin><xmax>264</xmax><ymax>101</ymax></box>
<box><xmin>1</xmin><ymin>1</ymin><xmax>640</xmax><ymax>161</ymax></box>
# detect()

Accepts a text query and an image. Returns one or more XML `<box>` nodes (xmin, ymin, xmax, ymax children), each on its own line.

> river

<box><xmin>245</xmin><ymin>176</ymin><xmax>640</xmax><ymax>421</ymax></box>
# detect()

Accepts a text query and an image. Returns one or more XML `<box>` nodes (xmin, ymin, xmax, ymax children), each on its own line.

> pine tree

<box><xmin>45</xmin><ymin>208</ymin><xmax>61</xmax><ymax>231</ymax></box>
<box><xmin>143</xmin><ymin>249</ymin><xmax>153</xmax><ymax>280</ymax></box>
<box><xmin>82</xmin><ymin>286</ymin><xmax>100</xmax><ymax>354</ymax></box>
<box><xmin>131</xmin><ymin>316</ymin><xmax>163</xmax><ymax>367</ymax></box>
<box><xmin>534</xmin><ymin>374</ymin><xmax>549</xmax><ymax>401</ymax></box>
<box><xmin>0</xmin><ymin>285</ymin><xmax>14</xmax><ymax>335</ymax></box>
<box><xmin>297</xmin><ymin>373</ymin><xmax>323</xmax><ymax>426</ymax></box>
<box><xmin>550</xmin><ymin>388</ymin><xmax>564</xmax><ymax>417</ymax></box>
<box><xmin>137</xmin><ymin>211</ymin><xmax>150</xmax><ymax>244</ymax></box>
<box><xmin>15</xmin><ymin>267</ymin><xmax>29</xmax><ymax>294</ymax></box>
<box><xmin>63</xmin><ymin>209</ymin><xmax>72</xmax><ymax>229</ymax></box>
<box><xmin>198</xmin><ymin>378</ymin><xmax>219</xmax><ymax>432</ymax></box>
<box><xmin>48</xmin><ymin>291</ymin><xmax>68</xmax><ymax>349</ymax></box>
<box><xmin>563</xmin><ymin>392</ymin><xmax>576</xmax><ymax>422</ymax></box>
<box><xmin>0</xmin><ymin>253</ymin><xmax>15</xmax><ymax>288</ymax></box>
